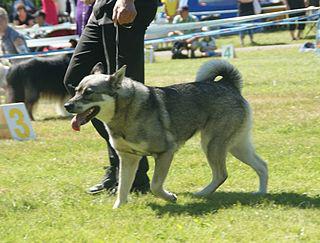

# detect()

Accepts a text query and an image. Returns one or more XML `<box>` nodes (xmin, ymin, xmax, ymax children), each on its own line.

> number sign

<box><xmin>0</xmin><ymin>103</ymin><xmax>36</xmax><ymax>141</ymax></box>
<box><xmin>221</xmin><ymin>45</ymin><xmax>235</xmax><ymax>59</ymax></box>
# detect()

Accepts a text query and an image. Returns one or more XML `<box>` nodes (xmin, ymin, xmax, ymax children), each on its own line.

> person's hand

<box><xmin>80</xmin><ymin>0</ymin><xmax>95</xmax><ymax>5</ymax></box>
<box><xmin>112</xmin><ymin>0</ymin><xmax>137</xmax><ymax>25</ymax></box>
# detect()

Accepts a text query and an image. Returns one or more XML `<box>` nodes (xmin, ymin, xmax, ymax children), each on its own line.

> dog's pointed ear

<box><xmin>111</xmin><ymin>65</ymin><xmax>126</xmax><ymax>88</ymax></box>
<box><xmin>91</xmin><ymin>62</ymin><xmax>105</xmax><ymax>74</ymax></box>
<box><xmin>114</xmin><ymin>65</ymin><xmax>126</xmax><ymax>80</ymax></box>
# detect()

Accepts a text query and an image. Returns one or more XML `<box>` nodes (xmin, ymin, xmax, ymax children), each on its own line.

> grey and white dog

<box><xmin>65</xmin><ymin>60</ymin><xmax>268</xmax><ymax>209</ymax></box>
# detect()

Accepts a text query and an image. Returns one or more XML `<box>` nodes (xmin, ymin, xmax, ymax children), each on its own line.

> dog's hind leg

<box><xmin>194</xmin><ymin>137</ymin><xmax>228</xmax><ymax>197</ymax></box>
<box><xmin>25</xmin><ymin>85</ymin><xmax>39</xmax><ymax>121</ymax></box>
<box><xmin>151</xmin><ymin>151</ymin><xmax>177</xmax><ymax>202</ymax></box>
<box><xmin>230</xmin><ymin>133</ymin><xmax>268</xmax><ymax>194</ymax></box>
<box><xmin>113</xmin><ymin>152</ymin><xmax>141</xmax><ymax>209</ymax></box>
<box><xmin>25</xmin><ymin>102</ymin><xmax>35</xmax><ymax>121</ymax></box>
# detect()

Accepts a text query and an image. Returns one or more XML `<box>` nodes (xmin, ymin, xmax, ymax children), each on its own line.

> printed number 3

<box><xmin>9</xmin><ymin>108</ymin><xmax>30</xmax><ymax>139</ymax></box>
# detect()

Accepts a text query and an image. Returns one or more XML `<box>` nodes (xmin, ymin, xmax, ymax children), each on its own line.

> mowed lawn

<box><xmin>0</xmin><ymin>46</ymin><xmax>319</xmax><ymax>242</ymax></box>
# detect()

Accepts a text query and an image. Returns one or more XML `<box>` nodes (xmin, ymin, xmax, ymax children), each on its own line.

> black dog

<box><xmin>6</xmin><ymin>54</ymin><xmax>71</xmax><ymax>120</ymax></box>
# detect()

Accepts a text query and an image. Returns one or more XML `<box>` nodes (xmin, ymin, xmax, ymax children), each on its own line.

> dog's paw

<box><xmin>253</xmin><ymin>190</ymin><xmax>267</xmax><ymax>195</ymax></box>
<box><xmin>112</xmin><ymin>199</ymin><xmax>126</xmax><ymax>209</ymax></box>
<box><xmin>113</xmin><ymin>201</ymin><xmax>121</xmax><ymax>209</ymax></box>
<box><xmin>167</xmin><ymin>192</ymin><xmax>177</xmax><ymax>202</ymax></box>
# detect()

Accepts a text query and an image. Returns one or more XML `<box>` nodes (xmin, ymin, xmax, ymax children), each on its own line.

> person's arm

<box><xmin>170</xmin><ymin>16</ymin><xmax>183</xmax><ymax>35</ymax></box>
<box><xmin>13</xmin><ymin>37</ymin><xmax>29</xmax><ymax>54</ymax></box>
<box><xmin>209</xmin><ymin>38</ymin><xmax>217</xmax><ymax>51</ymax></box>
<box><xmin>112</xmin><ymin>0</ymin><xmax>137</xmax><ymax>25</ymax></box>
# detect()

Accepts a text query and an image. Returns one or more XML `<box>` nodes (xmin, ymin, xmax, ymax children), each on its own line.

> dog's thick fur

<box><xmin>65</xmin><ymin>60</ymin><xmax>268</xmax><ymax>208</ymax></box>
<box><xmin>6</xmin><ymin>54</ymin><xmax>71</xmax><ymax>120</ymax></box>
<box><xmin>0</xmin><ymin>62</ymin><xmax>10</xmax><ymax>89</ymax></box>
<box><xmin>0</xmin><ymin>62</ymin><xmax>10</xmax><ymax>103</ymax></box>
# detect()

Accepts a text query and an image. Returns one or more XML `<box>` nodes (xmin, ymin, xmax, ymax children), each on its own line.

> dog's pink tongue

<box><xmin>71</xmin><ymin>115</ymin><xmax>81</xmax><ymax>131</ymax></box>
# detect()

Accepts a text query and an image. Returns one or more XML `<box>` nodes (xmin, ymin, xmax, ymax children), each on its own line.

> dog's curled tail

<box><xmin>195</xmin><ymin>60</ymin><xmax>243</xmax><ymax>92</ymax></box>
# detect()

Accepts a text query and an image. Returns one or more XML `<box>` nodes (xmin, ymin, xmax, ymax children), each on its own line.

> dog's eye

<box><xmin>83</xmin><ymin>88</ymin><xmax>94</xmax><ymax>96</ymax></box>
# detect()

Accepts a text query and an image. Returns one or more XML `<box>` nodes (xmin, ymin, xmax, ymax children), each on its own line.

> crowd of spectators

<box><xmin>0</xmin><ymin>0</ymin><xmax>91</xmax><ymax>55</ymax></box>
<box><xmin>0</xmin><ymin>0</ymin><xmax>317</xmax><ymax>57</ymax></box>
<box><xmin>165</xmin><ymin>5</ymin><xmax>219</xmax><ymax>58</ymax></box>
<box><xmin>1</xmin><ymin>0</ymin><xmax>76</xmax><ymax>28</ymax></box>
<box><xmin>161</xmin><ymin>0</ymin><xmax>317</xmax><ymax>57</ymax></box>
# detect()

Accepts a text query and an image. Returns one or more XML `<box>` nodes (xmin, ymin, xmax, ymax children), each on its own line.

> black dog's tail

<box><xmin>195</xmin><ymin>60</ymin><xmax>243</xmax><ymax>93</ymax></box>
<box><xmin>6</xmin><ymin>65</ymin><xmax>25</xmax><ymax>103</ymax></box>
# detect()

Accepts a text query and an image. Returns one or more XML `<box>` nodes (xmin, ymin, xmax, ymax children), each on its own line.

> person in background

<box><xmin>33</xmin><ymin>10</ymin><xmax>49</xmax><ymax>27</ymax></box>
<box><xmin>169</xmin><ymin>6</ymin><xmax>198</xmax><ymax>57</ymax></box>
<box><xmin>191</xmin><ymin>28</ymin><xmax>221</xmax><ymax>57</ymax></box>
<box><xmin>76</xmin><ymin>0</ymin><xmax>94</xmax><ymax>36</ymax></box>
<box><xmin>172</xmin><ymin>5</ymin><xmax>198</xmax><ymax>32</ymax></box>
<box><xmin>56</xmin><ymin>0</ymin><xmax>76</xmax><ymax>18</ymax></box>
<box><xmin>0</xmin><ymin>7</ymin><xmax>29</xmax><ymax>54</ymax></box>
<box><xmin>238</xmin><ymin>0</ymin><xmax>256</xmax><ymax>46</ymax></box>
<box><xmin>41</xmin><ymin>0</ymin><xmax>58</xmax><ymax>25</ymax></box>
<box><xmin>56</xmin><ymin>0</ymin><xmax>76</xmax><ymax>22</ymax></box>
<box><xmin>161</xmin><ymin>0</ymin><xmax>179</xmax><ymax>23</ymax></box>
<box><xmin>283</xmin><ymin>0</ymin><xmax>308</xmax><ymax>40</ymax></box>
<box><xmin>11</xmin><ymin>0</ymin><xmax>36</xmax><ymax>20</ymax></box>
<box><xmin>13</xmin><ymin>3</ymin><xmax>34</xmax><ymax>28</ymax></box>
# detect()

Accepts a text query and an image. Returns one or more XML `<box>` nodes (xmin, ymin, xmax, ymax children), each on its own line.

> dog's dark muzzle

<box><xmin>64</xmin><ymin>102</ymin><xmax>75</xmax><ymax>113</ymax></box>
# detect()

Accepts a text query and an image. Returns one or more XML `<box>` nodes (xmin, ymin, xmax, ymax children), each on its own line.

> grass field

<box><xmin>1</xmin><ymin>44</ymin><xmax>320</xmax><ymax>242</ymax></box>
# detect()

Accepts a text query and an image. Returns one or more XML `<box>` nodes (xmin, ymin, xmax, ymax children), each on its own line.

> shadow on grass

<box><xmin>250</xmin><ymin>42</ymin><xmax>287</xmax><ymax>46</ymax></box>
<box><xmin>40</xmin><ymin>115</ymin><xmax>72</xmax><ymax>121</ymax></box>
<box><xmin>147</xmin><ymin>192</ymin><xmax>320</xmax><ymax>216</ymax></box>
<box><xmin>303</xmin><ymin>35</ymin><xmax>316</xmax><ymax>40</ymax></box>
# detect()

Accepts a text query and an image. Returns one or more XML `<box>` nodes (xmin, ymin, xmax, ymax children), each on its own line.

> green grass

<box><xmin>216</xmin><ymin>28</ymin><xmax>314</xmax><ymax>48</ymax></box>
<box><xmin>1</xmin><ymin>44</ymin><xmax>320</xmax><ymax>242</ymax></box>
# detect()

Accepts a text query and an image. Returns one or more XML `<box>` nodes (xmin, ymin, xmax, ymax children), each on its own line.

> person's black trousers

<box><xmin>64</xmin><ymin>1</ymin><xmax>157</xmax><ymax>185</ymax></box>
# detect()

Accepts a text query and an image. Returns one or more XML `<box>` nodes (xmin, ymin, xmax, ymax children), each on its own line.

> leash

<box><xmin>115</xmin><ymin>23</ymin><xmax>119</xmax><ymax>71</ymax></box>
<box><xmin>67</xmin><ymin>23</ymin><xmax>132</xmax><ymax>92</ymax></box>
<box><xmin>102</xmin><ymin>23</ymin><xmax>132</xmax><ymax>74</ymax></box>
<box><xmin>102</xmin><ymin>26</ymin><xmax>111</xmax><ymax>74</ymax></box>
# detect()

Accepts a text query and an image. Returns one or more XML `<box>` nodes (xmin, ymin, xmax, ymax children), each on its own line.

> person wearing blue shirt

<box><xmin>0</xmin><ymin>7</ymin><xmax>29</xmax><ymax>55</ymax></box>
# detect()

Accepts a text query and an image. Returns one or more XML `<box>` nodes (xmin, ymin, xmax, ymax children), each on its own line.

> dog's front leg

<box><xmin>113</xmin><ymin>152</ymin><xmax>141</xmax><ymax>209</ymax></box>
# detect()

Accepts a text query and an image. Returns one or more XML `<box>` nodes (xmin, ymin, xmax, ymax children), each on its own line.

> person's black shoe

<box><xmin>190</xmin><ymin>50</ymin><xmax>196</xmax><ymax>58</ymax></box>
<box><xmin>87</xmin><ymin>183</ymin><xmax>106</xmax><ymax>195</ymax></box>
<box><xmin>131</xmin><ymin>172</ymin><xmax>150</xmax><ymax>194</ymax></box>
<box><xmin>105</xmin><ymin>181</ymin><xmax>150</xmax><ymax>195</ymax></box>
<box><xmin>87</xmin><ymin>166</ymin><xmax>118</xmax><ymax>195</ymax></box>
<box><xmin>103</xmin><ymin>175</ymin><xmax>150</xmax><ymax>195</ymax></box>
<box><xmin>130</xmin><ymin>182</ymin><xmax>150</xmax><ymax>194</ymax></box>
<box><xmin>87</xmin><ymin>165</ymin><xmax>150</xmax><ymax>195</ymax></box>
<box><xmin>88</xmin><ymin>180</ymin><xmax>150</xmax><ymax>195</ymax></box>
